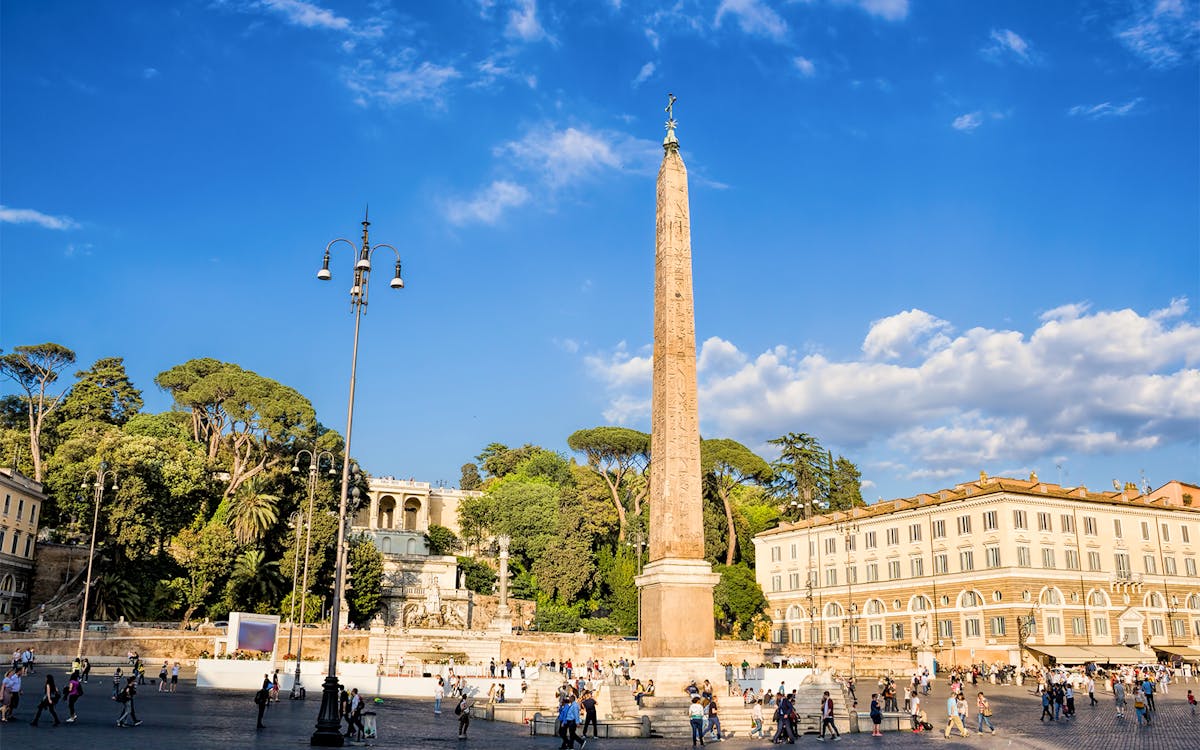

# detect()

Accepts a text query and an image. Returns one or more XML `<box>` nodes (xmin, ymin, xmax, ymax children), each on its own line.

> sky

<box><xmin>1</xmin><ymin>0</ymin><xmax>1197</xmax><ymax>502</ymax></box>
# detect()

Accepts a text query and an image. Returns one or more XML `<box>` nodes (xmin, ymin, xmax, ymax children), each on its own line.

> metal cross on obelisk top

<box><xmin>664</xmin><ymin>93</ymin><xmax>679</xmax><ymax>148</ymax></box>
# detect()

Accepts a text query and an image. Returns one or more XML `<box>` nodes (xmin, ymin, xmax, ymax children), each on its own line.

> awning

<box><xmin>1153</xmin><ymin>646</ymin><xmax>1200</xmax><ymax>659</ymax></box>
<box><xmin>1026</xmin><ymin>645</ymin><xmax>1101</xmax><ymax>663</ymax></box>
<box><xmin>1083</xmin><ymin>645</ymin><xmax>1149</xmax><ymax>664</ymax></box>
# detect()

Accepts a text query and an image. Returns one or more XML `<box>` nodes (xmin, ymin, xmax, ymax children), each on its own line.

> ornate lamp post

<box><xmin>625</xmin><ymin>530</ymin><xmax>646</xmax><ymax>639</ymax></box>
<box><xmin>835</xmin><ymin>520</ymin><xmax>860</xmax><ymax>681</ymax></box>
<box><xmin>291</xmin><ymin>448</ymin><xmax>335</xmax><ymax>700</ymax></box>
<box><xmin>286</xmin><ymin>511</ymin><xmax>303</xmax><ymax>656</ymax></box>
<box><xmin>310</xmin><ymin>213</ymin><xmax>404</xmax><ymax>747</ymax></box>
<box><xmin>76</xmin><ymin>462</ymin><xmax>116</xmax><ymax>660</ymax></box>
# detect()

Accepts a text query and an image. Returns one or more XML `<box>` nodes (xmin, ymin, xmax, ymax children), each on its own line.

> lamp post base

<box><xmin>291</xmin><ymin>662</ymin><xmax>305</xmax><ymax>700</ymax></box>
<box><xmin>310</xmin><ymin>674</ymin><xmax>344</xmax><ymax>746</ymax></box>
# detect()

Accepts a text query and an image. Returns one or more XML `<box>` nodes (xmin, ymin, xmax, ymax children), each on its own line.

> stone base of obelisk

<box><xmin>634</xmin><ymin>558</ymin><xmax>723</xmax><ymax>694</ymax></box>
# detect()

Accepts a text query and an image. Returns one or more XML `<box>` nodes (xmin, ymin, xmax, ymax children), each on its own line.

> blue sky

<box><xmin>2</xmin><ymin>0</ymin><xmax>1197</xmax><ymax>501</ymax></box>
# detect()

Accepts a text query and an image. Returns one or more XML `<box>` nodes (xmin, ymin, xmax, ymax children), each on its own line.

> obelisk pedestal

<box><xmin>634</xmin><ymin>98</ymin><xmax>722</xmax><ymax>691</ymax></box>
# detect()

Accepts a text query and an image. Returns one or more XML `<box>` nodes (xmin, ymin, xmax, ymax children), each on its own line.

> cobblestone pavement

<box><xmin>2</xmin><ymin>673</ymin><xmax>1198</xmax><ymax>749</ymax></box>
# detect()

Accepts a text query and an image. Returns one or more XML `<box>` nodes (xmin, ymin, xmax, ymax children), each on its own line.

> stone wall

<box><xmin>28</xmin><ymin>542</ymin><xmax>92</xmax><ymax>620</ymax></box>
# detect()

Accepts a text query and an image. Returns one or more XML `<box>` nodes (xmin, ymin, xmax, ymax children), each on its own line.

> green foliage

<box><xmin>597</xmin><ymin>546</ymin><xmax>638</xmax><ymax>635</ymax></box>
<box><xmin>532</xmin><ymin>599</ymin><xmax>581</xmax><ymax>632</ymax></box>
<box><xmin>532</xmin><ymin>534</ymin><xmax>594</xmax><ymax>603</ymax></box>
<box><xmin>459</xmin><ymin>463</ymin><xmax>482</xmax><ymax>491</ymax></box>
<box><xmin>347</xmin><ymin>536</ymin><xmax>384</xmax><ymax>624</ymax></box>
<box><xmin>713</xmin><ymin>563</ymin><xmax>768</xmax><ymax>638</ymax></box>
<box><xmin>768</xmin><ymin>433</ymin><xmax>864</xmax><ymax>517</ymax></box>
<box><xmin>92</xmin><ymin>570</ymin><xmax>142</xmax><ymax>621</ymax></box>
<box><xmin>475</xmin><ymin>442</ymin><xmax>541</xmax><ymax>480</ymax></box>
<box><xmin>485</xmin><ymin>476</ymin><xmax>560</xmax><ymax>568</ymax></box>
<box><xmin>829</xmin><ymin>456</ymin><xmax>864</xmax><ymax>510</ymax></box>
<box><xmin>58</xmin><ymin>357</ymin><xmax>143</xmax><ymax>427</ymax></box>
<box><xmin>580</xmin><ymin>617</ymin><xmax>620</xmax><ymax>635</ymax></box>
<box><xmin>227</xmin><ymin>478</ymin><xmax>281</xmax><ymax>544</ymax></box>
<box><xmin>733</xmin><ymin>488</ymin><xmax>781</xmax><ymax>566</ymax></box>
<box><xmin>280</xmin><ymin>591</ymin><xmax>324</xmax><ymax>624</ymax></box>
<box><xmin>225</xmin><ymin>549</ymin><xmax>285</xmax><ymax>613</ymax></box>
<box><xmin>425</xmin><ymin>524</ymin><xmax>460</xmax><ymax>556</ymax></box>
<box><xmin>456</xmin><ymin>556</ymin><xmax>497</xmax><ymax>594</ymax></box>
<box><xmin>0</xmin><ymin>342</ymin><xmax>77</xmax><ymax>480</ymax></box>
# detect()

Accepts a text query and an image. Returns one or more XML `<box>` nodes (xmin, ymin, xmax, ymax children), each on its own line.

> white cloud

<box><xmin>497</xmin><ymin>125</ymin><xmax>659</xmax><ymax>187</ymax></box>
<box><xmin>1068</xmin><ymin>98</ymin><xmax>1143</xmax><ymax>119</ymax></box>
<box><xmin>951</xmin><ymin>111</ymin><xmax>983</xmax><ymax>131</ymax></box>
<box><xmin>633</xmin><ymin>61</ymin><xmax>656</xmax><ymax>87</ymax></box>
<box><xmin>143</xmin><ymin>67</ymin><xmax>160</xmax><ymax>79</ymax></box>
<box><xmin>345</xmin><ymin>59</ymin><xmax>461</xmax><ymax>107</ymax></box>
<box><xmin>0</xmin><ymin>205</ymin><xmax>79</xmax><ymax>230</ymax></box>
<box><xmin>1116</xmin><ymin>0</ymin><xmax>1200</xmax><ymax>69</ymax></box>
<box><xmin>848</xmin><ymin>0</ymin><xmax>909</xmax><ymax>21</ymax></box>
<box><xmin>584</xmin><ymin>300</ymin><xmax>1200</xmax><ymax>477</ymax></box>
<box><xmin>793</xmin><ymin>56</ymin><xmax>816</xmax><ymax>77</ymax></box>
<box><xmin>258</xmin><ymin>0</ymin><xmax>350</xmax><ymax>31</ymax></box>
<box><xmin>506</xmin><ymin>0</ymin><xmax>550</xmax><ymax>43</ymax></box>
<box><xmin>443</xmin><ymin>180</ymin><xmax>531</xmax><ymax>225</ymax></box>
<box><xmin>983</xmin><ymin>28</ymin><xmax>1037</xmax><ymax>64</ymax></box>
<box><xmin>714</xmin><ymin>0</ymin><xmax>788</xmax><ymax>41</ymax></box>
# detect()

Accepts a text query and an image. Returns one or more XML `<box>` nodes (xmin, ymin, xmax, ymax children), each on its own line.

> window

<box><xmin>788</xmin><ymin>573</ymin><xmax>801</xmax><ymax>589</ymax></box>
<box><xmin>932</xmin><ymin>519</ymin><xmax>946</xmax><ymax>538</ymax></box>
<box><xmin>1047</xmin><ymin>616</ymin><xmax>1062</xmax><ymax>636</ymax></box>
<box><xmin>910</xmin><ymin>557</ymin><xmax>924</xmax><ymax>577</ymax></box>
<box><xmin>1061</xmin><ymin>515</ymin><xmax>1075</xmax><ymax>534</ymax></box>
<box><xmin>1166</xmin><ymin>556</ymin><xmax>1178</xmax><ymax>576</ymax></box>
<box><xmin>869</xmin><ymin>624</ymin><xmax>884</xmax><ymax>642</ymax></box>
<box><xmin>1144</xmin><ymin>555</ymin><xmax>1158</xmax><ymax>575</ymax></box>
<box><xmin>986</xmin><ymin>546</ymin><xmax>1001</xmax><ymax>568</ymax></box>
<box><xmin>865</xmin><ymin>531</ymin><xmax>877</xmax><ymax>549</ymax></box>
<box><xmin>888</xmin><ymin>560</ymin><xmax>901</xmax><ymax>580</ymax></box>
<box><xmin>1150</xmin><ymin>619</ymin><xmax>1165</xmax><ymax>637</ymax></box>
<box><xmin>846</xmin><ymin>565</ymin><xmax>858</xmax><ymax>584</ymax></box>
<box><xmin>1093</xmin><ymin>617</ymin><xmax>1109</xmax><ymax>637</ymax></box>
<box><xmin>938</xmin><ymin>619</ymin><xmax>953</xmax><ymax>638</ymax></box>
<box><xmin>1187</xmin><ymin>558</ymin><xmax>1198</xmax><ymax>577</ymax></box>
<box><xmin>934</xmin><ymin>553</ymin><xmax>949</xmax><ymax>574</ymax></box>
<box><xmin>825</xmin><ymin>568</ymin><xmax>838</xmax><ymax>586</ymax></box>
<box><xmin>1072</xmin><ymin>617</ymin><xmax>1086</xmax><ymax>636</ymax></box>
<box><xmin>828</xmin><ymin>626</ymin><xmax>841</xmax><ymax>644</ymax></box>
<box><xmin>1083</xmin><ymin>516</ymin><xmax>1097</xmax><ymax>536</ymax></box>
<box><xmin>28</xmin><ymin>504</ymin><xmax>35</xmax><ymax>524</ymax></box>
<box><xmin>771</xmin><ymin>547</ymin><xmax>781</xmax><ymax>562</ymax></box>
<box><xmin>990</xmin><ymin>617</ymin><xmax>1006</xmax><ymax>636</ymax></box>
<box><xmin>16</xmin><ymin>499</ymin><xmax>23</xmax><ymax>520</ymax></box>
<box><xmin>22</xmin><ymin>537</ymin><xmax>30</xmax><ymax>557</ymax></box>
<box><xmin>890</xmin><ymin>623</ymin><xmax>904</xmax><ymax>640</ymax></box>
<box><xmin>1037</xmin><ymin>512</ymin><xmax>1052</xmax><ymax>532</ymax></box>
<box><xmin>957</xmin><ymin>515</ymin><xmax>972</xmax><ymax>535</ymax></box>
<box><xmin>2</xmin><ymin>494</ymin><xmax>8</xmax><ymax>514</ymax></box>
<box><xmin>911</xmin><ymin>596</ymin><xmax>930</xmax><ymax>611</ymax></box>
<box><xmin>1042</xmin><ymin>548</ymin><xmax>1057</xmax><ymax>569</ymax></box>
<box><xmin>1184</xmin><ymin>526</ymin><xmax>1191</xmax><ymax>544</ymax></box>
<box><xmin>825</xmin><ymin>538</ymin><xmax>837</xmax><ymax>555</ymax></box>
<box><xmin>1162</xmin><ymin>523</ymin><xmax>1171</xmax><ymax>543</ymax></box>
<box><xmin>1114</xmin><ymin>519</ymin><xmax>1123</xmax><ymax>538</ymax></box>
<box><xmin>9</xmin><ymin>532</ymin><xmax>18</xmax><ymax>555</ymax></box>
<box><xmin>849</xmin><ymin>624</ymin><xmax>860</xmax><ymax>643</ymax></box>
<box><xmin>1115</xmin><ymin>553</ymin><xmax>1131</xmax><ymax>575</ymax></box>
<box><xmin>960</xmin><ymin>550</ymin><xmax>975</xmax><ymax>572</ymax></box>
<box><xmin>909</xmin><ymin>523</ymin><xmax>922</xmax><ymax>543</ymax></box>
<box><xmin>1141</xmin><ymin>521</ymin><xmax>1151</xmax><ymax>541</ymax></box>
<box><xmin>1013</xmin><ymin>510</ymin><xmax>1027</xmax><ymax>529</ymax></box>
<box><xmin>1065</xmin><ymin>549</ymin><xmax>1080</xmax><ymax>570</ymax></box>
<box><xmin>791</xmin><ymin>627</ymin><xmax>803</xmax><ymax>643</ymax></box>
<box><xmin>983</xmin><ymin>511</ymin><xmax>998</xmax><ymax>531</ymax></box>
<box><xmin>1088</xmin><ymin>551</ymin><xmax>1102</xmax><ymax>571</ymax></box>
<box><xmin>965</xmin><ymin>618</ymin><xmax>981</xmax><ymax>638</ymax></box>
<box><xmin>961</xmin><ymin>590</ymin><xmax>983</xmax><ymax>607</ymax></box>
<box><xmin>771</xmin><ymin>575</ymin><xmax>781</xmax><ymax>592</ymax></box>
<box><xmin>846</xmin><ymin>535</ymin><xmax>857</xmax><ymax>552</ymax></box>
<box><xmin>1042</xmin><ymin>588</ymin><xmax>1063</xmax><ymax>606</ymax></box>
<box><xmin>0</xmin><ymin>531</ymin><xmax>4</xmax><ymax>550</ymax></box>
<box><xmin>886</xmin><ymin>528</ymin><xmax>899</xmax><ymax>546</ymax></box>
<box><xmin>1173</xmin><ymin>618</ymin><xmax>1187</xmax><ymax>637</ymax></box>
<box><xmin>866</xmin><ymin>563</ymin><xmax>879</xmax><ymax>582</ymax></box>
<box><xmin>1017</xmin><ymin>546</ymin><xmax>1032</xmax><ymax>567</ymax></box>
<box><xmin>807</xmin><ymin>570</ymin><xmax>819</xmax><ymax>587</ymax></box>
<box><xmin>790</xmin><ymin>544</ymin><xmax>797</xmax><ymax>559</ymax></box>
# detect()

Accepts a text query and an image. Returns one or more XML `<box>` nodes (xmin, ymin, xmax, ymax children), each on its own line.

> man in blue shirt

<box><xmin>557</xmin><ymin>696</ymin><xmax>585</xmax><ymax>749</ymax></box>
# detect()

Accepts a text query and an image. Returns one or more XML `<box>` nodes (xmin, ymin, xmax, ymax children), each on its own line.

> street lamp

<box><xmin>626</xmin><ymin>530</ymin><xmax>646</xmax><ymax>639</ymax></box>
<box><xmin>76</xmin><ymin>462</ymin><xmax>116</xmax><ymax>659</ymax></box>
<box><xmin>291</xmin><ymin>448</ymin><xmax>336</xmax><ymax>700</ymax></box>
<box><xmin>310</xmin><ymin>212</ymin><xmax>404</xmax><ymax>747</ymax></box>
<box><xmin>835</xmin><ymin>520</ymin><xmax>860</xmax><ymax>681</ymax></box>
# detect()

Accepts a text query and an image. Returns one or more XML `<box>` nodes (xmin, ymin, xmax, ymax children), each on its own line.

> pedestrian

<box><xmin>30</xmin><ymin>673</ymin><xmax>61</xmax><ymax>726</ymax></box>
<box><xmin>116</xmin><ymin>676</ymin><xmax>140</xmax><ymax>727</ymax></box>
<box><xmin>1141</xmin><ymin>675</ymin><xmax>1156</xmax><ymax>711</ymax></box>
<box><xmin>271</xmin><ymin>670</ymin><xmax>280</xmax><ymax>702</ymax></box>
<box><xmin>434</xmin><ymin>676</ymin><xmax>444</xmax><ymax>714</ymax></box>
<box><xmin>750</xmin><ymin>698</ymin><xmax>764</xmax><ymax>738</ymax></box>
<box><xmin>772</xmin><ymin>691</ymin><xmax>796</xmax><ymax>744</ymax></box>
<box><xmin>1188</xmin><ymin>689</ymin><xmax>1196</xmax><ymax>715</ymax></box>
<box><xmin>456</xmin><ymin>695</ymin><xmax>472</xmax><ymax>739</ymax></box>
<box><xmin>910</xmin><ymin>692</ymin><xmax>922</xmax><ymax>732</ymax></box>
<box><xmin>159</xmin><ymin>662</ymin><xmax>169</xmax><ymax>692</ymax></box>
<box><xmin>4</xmin><ymin>666</ymin><xmax>22</xmax><ymax>721</ymax></box>
<box><xmin>975</xmin><ymin>691</ymin><xmax>995</xmax><ymax>734</ymax></box>
<box><xmin>1113</xmin><ymin>677</ymin><xmax>1127</xmax><ymax>719</ymax></box>
<box><xmin>707</xmin><ymin>696</ymin><xmax>723</xmax><ymax>742</ymax></box>
<box><xmin>1133</xmin><ymin>687</ymin><xmax>1149</xmax><ymax>727</ymax></box>
<box><xmin>580</xmin><ymin>690</ymin><xmax>599</xmax><ymax>738</ymax></box>
<box><xmin>347</xmin><ymin>687</ymin><xmax>364</xmax><ymax>740</ymax></box>
<box><xmin>170</xmin><ymin>662</ymin><xmax>179</xmax><ymax>692</ymax></box>
<box><xmin>65</xmin><ymin>670</ymin><xmax>83</xmax><ymax>723</ymax></box>
<box><xmin>254</xmin><ymin>684</ymin><xmax>269</xmax><ymax>729</ymax></box>
<box><xmin>82</xmin><ymin>658</ymin><xmax>92</xmax><ymax>684</ymax></box>
<box><xmin>1064</xmin><ymin>683</ymin><xmax>1075</xmax><ymax>719</ymax></box>
<box><xmin>869</xmin><ymin>693</ymin><xmax>883</xmax><ymax>736</ymax></box>
<box><xmin>818</xmin><ymin>689</ymin><xmax>840</xmax><ymax>741</ymax></box>
<box><xmin>943</xmin><ymin>691</ymin><xmax>970</xmax><ymax>738</ymax></box>
<box><xmin>688</xmin><ymin>695</ymin><xmax>705</xmax><ymax>747</ymax></box>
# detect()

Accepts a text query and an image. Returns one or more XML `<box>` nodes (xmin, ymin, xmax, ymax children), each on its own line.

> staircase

<box><xmin>609</xmin><ymin>683</ymin><xmax>845</xmax><ymax>739</ymax></box>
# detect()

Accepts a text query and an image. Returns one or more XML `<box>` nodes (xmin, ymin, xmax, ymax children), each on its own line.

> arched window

<box><xmin>1146</xmin><ymin>591</ymin><xmax>1165</xmax><ymax>609</ymax></box>
<box><xmin>1088</xmin><ymin>590</ymin><xmax>1111</xmax><ymax>608</ymax></box>
<box><xmin>377</xmin><ymin>496</ymin><xmax>396</xmax><ymax>529</ymax></box>
<box><xmin>1040</xmin><ymin>587</ymin><xmax>1063</xmax><ymax>606</ymax></box>
<box><xmin>403</xmin><ymin>498</ymin><xmax>421</xmax><ymax>530</ymax></box>
<box><xmin>865</xmin><ymin>599</ymin><xmax>886</xmax><ymax>616</ymax></box>
<box><xmin>824</xmin><ymin>602</ymin><xmax>844</xmax><ymax>618</ymax></box>
<box><xmin>959</xmin><ymin>590</ymin><xmax>984</xmax><ymax>608</ymax></box>
<box><xmin>909</xmin><ymin>595</ymin><xmax>932</xmax><ymax>612</ymax></box>
<box><xmin>381</xmin><ymin>537</ymin><xmax>392</xmax><ymax>554</ymax></box>
<box><xmin>1187</xmin><ymin>593</ymin><xmax>1200</xmax><ymax>610</ymax></box>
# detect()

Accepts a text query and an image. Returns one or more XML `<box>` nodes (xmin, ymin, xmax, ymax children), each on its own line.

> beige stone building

<box><xmin>753</xmin><ymin>474</ymin><xmax>1200</xmax><ymax>669</ymax></box>
<box><xmin>0</xmin><ymin>467</ymin><xmax>46</xmax><ymax>626</ymax></box>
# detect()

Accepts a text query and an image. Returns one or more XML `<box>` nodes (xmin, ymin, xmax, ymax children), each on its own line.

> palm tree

<box><xmin>229</xmin><ymin>549</ymin><xmax>285</xmax><ymax>609</ymax></box>
<box><xmin>227</xmin><ymin>478</ymin><xmax>279</xmax><ymax>544</ymax></box>
<box><xmin>92</xmin><ymin>571</ymin><xmax>142</xmax><ymax>620</ymax></box>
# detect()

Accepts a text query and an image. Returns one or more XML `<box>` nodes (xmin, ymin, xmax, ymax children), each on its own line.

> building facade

<box><xmin>753</xmin><ymin>474</ymin><xmax>1200</xmax><ymax>669</ymax></box>
<box><xmin>0</xmin><ymin>467</ymin><xmax>47</xmax><ymax>626</ymax></box>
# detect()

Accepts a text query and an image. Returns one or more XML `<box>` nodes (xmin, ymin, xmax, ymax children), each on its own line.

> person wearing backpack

<box><xmin>65</xmin><ymin>670</ymin><xmax>83</xmax><ymax>723</ymax></box>
<box><xmin>29</xmin><ymin>673</ymin><xmax>61</xmax><ymax>726</ymax></box>
<box><xmin>254</xmin><ymin>685</ymin><xmax>269</xmax><ymax>729</ymax></box>
<box><xmin>455</xmin><ymin>695</ymin><xmax>472</xmax><ymax>739</ymax></box>
<box><xmin>115</xmin><ymin>676</ymin><xmax>139</xmax><ymax>727</ymax></box>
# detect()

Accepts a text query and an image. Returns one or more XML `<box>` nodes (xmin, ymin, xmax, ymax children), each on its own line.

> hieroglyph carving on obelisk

<box><xmin>635</xmin><ymin>95</ymin><xmax>721</xmax><ymax>668</ymax></box>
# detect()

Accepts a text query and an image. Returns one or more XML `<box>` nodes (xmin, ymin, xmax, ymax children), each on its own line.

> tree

<box><xmin>0</xmin><ymin>343</ymin><xmax>76</xmax><ymax>481</ymax></box>
<box><xmin>566</xmin><ymin>426</ymin><xmax>650</xmax><ymax>542</ymax></box>
<box><xmin>459</xmin><ymin>463</ymin><xmax>482</xmax><ymax>491</ymax></box>
<box><xmin>533</xmin><ymin>534</ymin><xmax>594</xmax><ymax>603</ymax></box>
<box><xmin>58</xmin><ymin>357</ymin><xmax>143</xmax><ymax>427</ymax></box>
<box><xmin>226</xmin><ymin>549</ymin><xmax>285</xmax><ymax>613</ymax></box>
<box><xmin>828</xmin><ymin>456</ymin><xmax>864</xmax><ymax>510</ymax></box>
<box><xmin>702</xmin><ymin>438</ymin><xmax>772</xmax><ymax>565</ymax></box>
<box><xmin>456</xmin><ymin>556</ymin><xmax>497</xmax><ymax>594</ymax></box>
<box><xmin>476</xmin><ymin>442</ymin><xmax>540</xmax><ymax>480</ymax></box>
<box><xmin>713</xmin><ymin>563</ymin><xmax>767</xmax><ymax>638</ymax></box>
<box><xmin>347</xmin><ymin>536</ymin><xmax>384</xmax><ymax>625</ymax></box>
<box><xmin>92</xmin><ymin>570</ymin><xmax>142</xmax><ymax>621</ymax></box>
<box><xmin>168</xmin><ymin>521</ymin><xmax>237</xmax><ymax>626</ymax></box>
<box><xmin>597</xmin><ymin>547</ymin><xmax>639</xmax><ymax>635</ymax></box>
<box><xmin>486</xmin><ymin>477</ymin><xmax>560</xmax><ymax>568</ymax></box>
<box><xmin>769</xmin><ymin>432</ymin><xmax>827</xmax><ymax>519</ymax></box>
<box><xmin>425</xmin><ymin>524</ymin><xmax>460</xmax><ymax>556</ymax></box>
<box><xmin>226</xmin><ymin>478</ymin><xmax>281</xmax><ymax>545</ymax></box>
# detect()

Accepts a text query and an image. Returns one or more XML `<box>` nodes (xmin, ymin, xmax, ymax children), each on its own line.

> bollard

<box><xmin>361</xmin><ymin>711</ymin><xmax>377</xmax><ymax>739</ymax></box>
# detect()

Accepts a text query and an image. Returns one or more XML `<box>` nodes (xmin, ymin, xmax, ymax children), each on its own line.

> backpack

<box><xmin>454</xmin><ymin>701</ymin><xmax>463</xmax><ymax>716</ymax></box>
<box><xmin>50</xmin><ymin>687</ymin><xmax>60</xmax><ymax>702</ymax></box>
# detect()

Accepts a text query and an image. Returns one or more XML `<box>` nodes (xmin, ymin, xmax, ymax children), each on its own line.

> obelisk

<box><xmin>634</xmin><ymin>95</ymin><xmax>721</xmax><ymax>687</ymax></box>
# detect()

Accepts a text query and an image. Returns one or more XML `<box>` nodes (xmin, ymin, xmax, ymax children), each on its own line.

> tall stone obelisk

<box><xmin>634</xmin><ymin>95</ymin><xmax>721</xmax><ymax>686</ymax></box>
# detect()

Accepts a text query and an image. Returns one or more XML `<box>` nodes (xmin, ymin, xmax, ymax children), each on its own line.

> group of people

<box><xmin>555</xmin><ymin>689</ymin><xmax>599</xmax><ymax>749</ymax></box>
<box><xmin>2</xmin><ymin>664</ymin><xmax>92</xmax><ymax>727</ymax></box>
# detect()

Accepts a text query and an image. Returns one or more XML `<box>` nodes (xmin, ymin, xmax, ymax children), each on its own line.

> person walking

<box><xmin>818</xmin><ymin>690</ymin><xmax>840</xmax><ymax>741</ymax></box>
<box><xmin>1113</xmin><ymin>677</ymin><xmax>1127</xmax><ymax>719</ymax></box>
<box><xmin>170</xmin><ymin>662</ymin><xmax>179</xmax><ymax>693</ymax></box>
<box><xmin>82</xmin><ymin>658</ymin><xmax>92</xmax><ymax>684</ymax></box>
<box><xmin>869</xmin><ymin>694</ymin><xmax>883</xmax><ymax>737</ymax></box>
<box><xmin>1087</xmin><ymin>675</ymin><xmax>1097</xmax><ymax>707</ymax></box>
<box><xmin>944</xmin><ymin>691</ymin><xmax>970</xmax><ymax>738</ymax></box>
<box><xmin>434</xmin><ymin>677</ymin><xmax>445</xmax><ymax>714</ymax></box>
<box><xmin>254</xmin><ymin>684</ymin><xmax>269</xmax><ymax>729</ymax></box>
<box><xmin>1133</xmin><ymin>687</ymin><xmax>1149</xmax><ymax>727</ymax></box>
<box><xmin>580</xmin><ymin>690</ymin><xmax>598</xmax><ymax>738</ymax></box>
<box><xmin>707</xmin><ymin>697</ymin><xmax>724</xmax><ymax>742</ymax></box>
<box><xmin>347</xmin><ymin>688</ymin><xmax>365</xmax><ymax>740</ymax></box>
<box><xmin>1141</xmin><ymin>675</ymin><xmax>1156</xmax><ymax>712</ymax></box>
<box><xmin>688</xmin><ymin>695</ymin><xmax>705</xmax><ymax>747</ymax></box>
<box><xmin>749</xmin><ymin>699</ymin><xmax>765</xmax><ymax>738</ymax></box>
<box><xmin>772</xmin><ymin>691</ymin><xmax>796</xmax><ymax>744</ymax></box>
<box><xmin>456</xmin><ymin>695</ymin><xmax>472</xmax><ymax>739</ymax></box>
<box><xmin>116</xmin><ymin>676</ymin><xmax>140</xmax><ymax>727</ymax></box>
<box><xmin>1188</xmin><ymin>689</ymin><xmax>1197</xmax><ymax>714</ymax></box>
<box><xmin>65</xmin><ymin>670</ymin><xmax>83</xmax><ymax>723</ymax></box>
<box><xmin>4</xmin><ymin>667</ymin><xmax>22</xmax><ymax>721</ymax></box>
<box><xmin>159</xmin><ymin>662</ymin><xmax>169</xmax><ymax>692</ymax></box>
<box><xmin>975</xmin><ymin>692</ymin><xmax>995</xmax><ymax>734</ymax></box>
<box><xmin>29</xmin><ymin>673</ymin><xmax>61</xmax><ymax>726</ymax></box>
<box><xmin>1064</xmin><ymin>684</ymin><xmax>1076</xmax><ymax>719</ymax></box>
